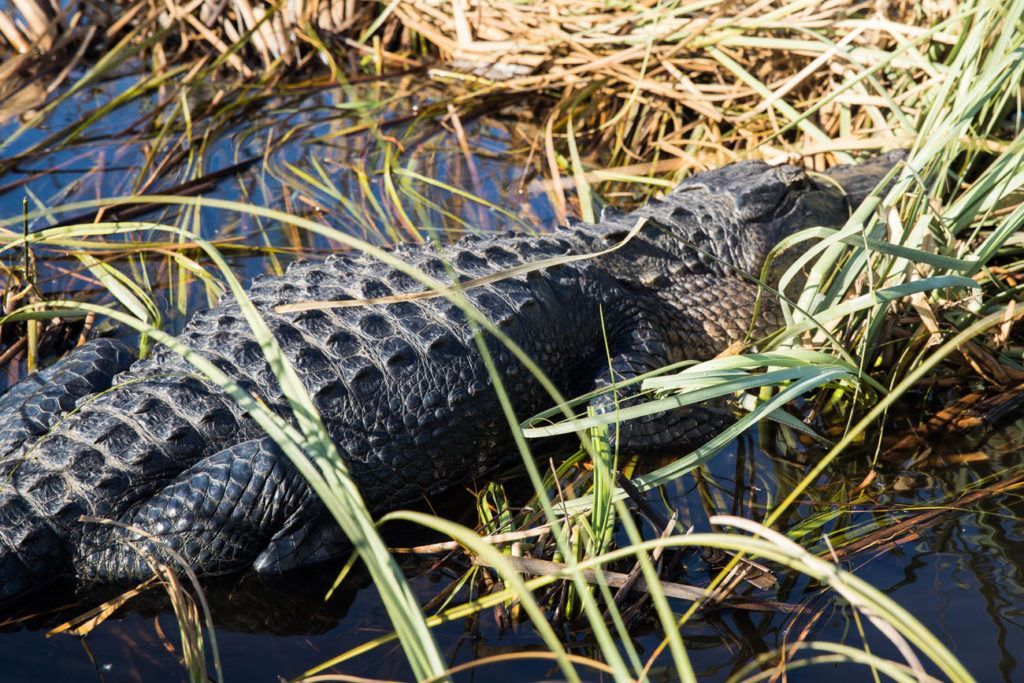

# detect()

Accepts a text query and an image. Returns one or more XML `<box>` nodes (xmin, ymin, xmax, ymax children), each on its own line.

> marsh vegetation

<box><xmin>0</xmin><ymin>0</ymin><xmax>1022</xmax><ymax>681</ymax></box>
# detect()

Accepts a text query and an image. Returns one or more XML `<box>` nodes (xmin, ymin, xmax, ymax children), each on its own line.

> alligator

<box><xmin>0</xmin><ymin>154</ymin><xmax>899</xmax><ymax>606</ymax></box>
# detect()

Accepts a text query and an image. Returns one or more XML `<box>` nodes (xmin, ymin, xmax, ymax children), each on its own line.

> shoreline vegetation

<box><xmin>1</xmin><ymin>1</ymin><xmax>1022</xmax><ymax>681</ymax></box>
<box><xmin>1</xmin><ymin>1</ymin><xmax>962</xmax><ymax>171</ymax></box>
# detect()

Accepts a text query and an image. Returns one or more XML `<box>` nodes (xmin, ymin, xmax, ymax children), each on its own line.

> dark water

<box><xmin>1</xmin><ymin>63</ymin><xmax>1023</xmax><ymax>682</ymax></box>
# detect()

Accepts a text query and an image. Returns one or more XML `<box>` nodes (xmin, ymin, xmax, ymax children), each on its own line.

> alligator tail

<box><xmin>0</xmin><ymin>338</ymin><xmax>136</xmax><ymax>606</ymax></box>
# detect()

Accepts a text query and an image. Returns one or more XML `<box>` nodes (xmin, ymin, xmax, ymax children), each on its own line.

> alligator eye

<box><xmin>776</xmin><ymin>166</ymin><xmax>807</xmax><ymax>190</ymax></box>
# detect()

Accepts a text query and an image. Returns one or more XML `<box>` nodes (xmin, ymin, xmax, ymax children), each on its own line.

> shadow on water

<box><xmin>2</xmin><ymin>61</ymin><xmax>1024</xmax><ymax>682</ymax></box>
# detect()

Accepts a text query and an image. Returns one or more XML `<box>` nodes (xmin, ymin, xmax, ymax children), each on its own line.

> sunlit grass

<box><xmin>0</xmin><ymin>0</ymin><xmax>1022</xmax><ymax>680</ymax></box>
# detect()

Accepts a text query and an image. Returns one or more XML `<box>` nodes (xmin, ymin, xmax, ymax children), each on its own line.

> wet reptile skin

<box><xmin>0</xmin><ymin>156</ymin><xmax>897</xmax><ymax>605</ymax></box>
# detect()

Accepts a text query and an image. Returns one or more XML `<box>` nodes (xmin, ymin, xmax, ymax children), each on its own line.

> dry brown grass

<box><xmin>383</xmin><ymin>0</ymin><xmax>964</xmax><ymax>220</ymax></box>
<box><xmin>0</xmin><ymin>0</ymin><xmax>976</xmax><ymax>212</ymax></box>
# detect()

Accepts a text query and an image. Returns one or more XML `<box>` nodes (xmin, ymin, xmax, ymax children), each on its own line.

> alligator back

<box><xmin>0</xmin><ymin>227</ymin><xmax>628</xmax><ymax>602</ymax></box>
<box><xmin>0</xmin><ymin>155</ymin><xmax>898</xmax><ymax>605</ymax></box>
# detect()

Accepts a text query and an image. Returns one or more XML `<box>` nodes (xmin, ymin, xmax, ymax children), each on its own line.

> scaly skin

<box><xmin>0</xmin><ymin>155</ymin><xmax>899</xmax><ymax>605</ymax></box>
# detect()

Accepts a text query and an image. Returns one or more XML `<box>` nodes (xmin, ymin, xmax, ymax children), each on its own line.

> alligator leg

<box><xmin>79</xmin><ymin>437</ymin><xmax>319</xmax><ymax>582</ymax></box>
<box><xmin>585</xmin><ymin>271</ymin><xmax>791</xmax><ymax>454</ymax></box>
<box><xmin>588</xmin><ymin>357</ymin><xmax>731</xmax><ymax>455</ymax></box>
<box><xmin>252</xmin><ymin>506</ymin><xmax>347</xmax><ymax>575</ymax></box>
<box><xmin>590</xmin><ymin>379</ymin><xmax>731</xmax><ymax>454</ymax></box>
<box><xmin>585</xmin><ymin>306</ymin><xmax>729</xmax><ymax>454</ymax></box>
<box><xmin>0</xmin><ymin>337</ymin><xmax>137</xmax><ymax>461</ymax></box>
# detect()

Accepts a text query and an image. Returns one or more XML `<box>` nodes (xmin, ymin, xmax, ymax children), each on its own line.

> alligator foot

<box><xmin>79</xmin><ymin>437</ymin><xmax>320</xmax><ymax>582</ymax></box>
